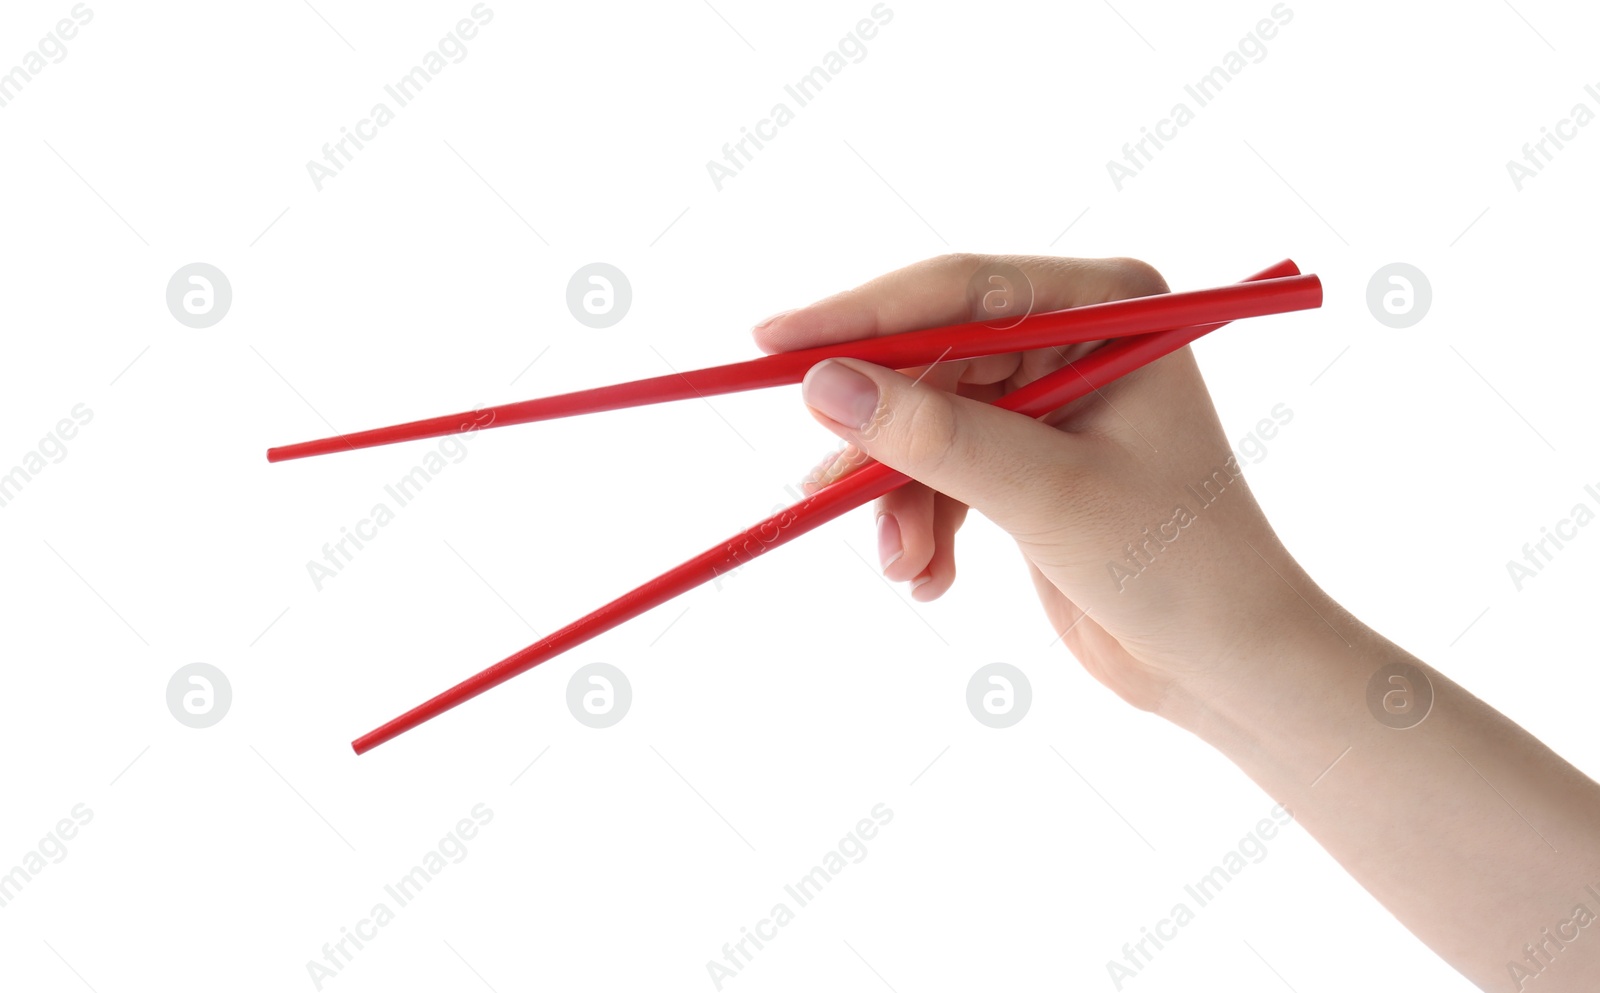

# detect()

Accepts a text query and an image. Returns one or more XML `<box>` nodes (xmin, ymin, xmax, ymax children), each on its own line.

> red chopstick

<box><xmin>269</xmin><ymin>273</ymin><xmax>1321</xmax><ymax>463</ymax></box>
<box><xmin>351</xmin><ymin>260</ymin><xmax>1316</xmax><ymax>753</ymax></box>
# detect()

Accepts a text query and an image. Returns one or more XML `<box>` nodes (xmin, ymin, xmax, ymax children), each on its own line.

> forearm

<box><xmin>1163</xmin><ymin>571</ymin><xmax>1600</xmax><ymax>990</ymax></box>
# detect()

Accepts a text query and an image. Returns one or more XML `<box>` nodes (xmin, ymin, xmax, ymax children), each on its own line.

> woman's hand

<box><xmin>760</xmin><ymin>253</ymin><xmax>1600</xmax><ymax>991</ymax></box>
<box><xmin>758</xmin><ymin>253</ymin><xmax>1318</xmax><ymax>715</ymax></box>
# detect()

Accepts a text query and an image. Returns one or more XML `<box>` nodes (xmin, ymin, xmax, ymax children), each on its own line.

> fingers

<box><xmin>875</xmin><ymin>482</ymin><xmax>934</xmax><ymax>581</ymax></box>
<box><xmin>753</xmin><ymin>253</ymin><xmax>1168</xmax><ymax>355</ymax></box>
<box><xmin>801</xmin><ymin>356</ymin><xmax>1087</xmax><ymax>539</ymax></box>
<box><xmin>775</xmin><ymin>254</ymin><xmax>1173</xmax><ymax>499</ymax></box>
<box><xmin>875</xmin><ymin>483</ymin><xmax>968</xmax><ymax>597</ymax></box>
<box><xmin>802</xmin><ymin>357</ymin><xmax>967</xmax><ymax>491</ymax></box>
<box><xmin>912</xmin><ymin>495</ymin><xmax>968</xmax><ymax>601</ymax></box>
<box><xmin>1039</xmin><ymin>341</ymin><xmax>1212</xmax><ymax>440</ymax></box>
<box><xmin>777</xmin><ymin>253</ymin><xmax>1185</xmax><ymax>605</ymax></box>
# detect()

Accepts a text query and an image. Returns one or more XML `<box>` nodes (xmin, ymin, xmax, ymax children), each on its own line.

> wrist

<box><xmin>1156</xmin><ymin>594</ymin><xmax>1394</xmax><ymax>794</ymax></box>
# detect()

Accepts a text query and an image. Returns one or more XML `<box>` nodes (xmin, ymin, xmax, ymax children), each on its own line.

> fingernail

<box><xmin>877</xmin><ymin>513</ymin><xmax>903</xmax><ymax>571</ymax></box>
<box><xmin>910</xmin><ymin>574</ymin><xmax>934</xmax><ymax>600</ymax></box>
<box><xmin>753</xmin><ymin>308</ymin><xmax>795</xmax><ymax>330</ymax></box>
<box><xmin>802</xmin><ymin>360</ymin><xmax>879</xmax><ymax>431</ymax></box>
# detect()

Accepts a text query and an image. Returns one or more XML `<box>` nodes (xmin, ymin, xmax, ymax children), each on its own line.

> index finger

<box><xmin>751</xmin><ymin>254</ymin><xmax>1170</xmax><ymax>359</ymax></box>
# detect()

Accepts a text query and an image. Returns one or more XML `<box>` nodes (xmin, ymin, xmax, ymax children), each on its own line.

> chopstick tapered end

<box><xmin>266</xmin><ymin>437</ymin><xmax>348</xmax><ymax>463</ymax></box>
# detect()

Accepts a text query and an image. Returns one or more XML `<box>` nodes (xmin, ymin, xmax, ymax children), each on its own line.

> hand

<box><xmin>756</xmin><ymin>254</ymin><xmax>1325</xmax><ymax>714</ymax></box>
<box><xmin>760</xmin><ymin>253</ymin><xmax>1600</xmax><ymax>991</ymax></box>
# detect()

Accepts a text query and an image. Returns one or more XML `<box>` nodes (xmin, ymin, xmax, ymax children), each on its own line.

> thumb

<box><xmin>800</xmin><ymin>358</ymin><xmax>1085</xmax><ymax>536</ymax></box>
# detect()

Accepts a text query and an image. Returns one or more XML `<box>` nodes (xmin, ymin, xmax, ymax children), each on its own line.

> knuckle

<box><xmin>935</xmin><ymin>251</ymin><xmax>984</xmax><ymax>270</ymax></box>
<box><xmin>1106</xmin><ymin>257</ymin><xmax>1170</xmax><ymax>297</ymax></box>
<box><xmin>921</xmin><ymin>252</ymin><xmax>990</xmax><ymax>282</ymax></box>
<box><xmin>895</xmin><ymin>389</ymin><xmax>963</xmax><ymax>476</ymax></box>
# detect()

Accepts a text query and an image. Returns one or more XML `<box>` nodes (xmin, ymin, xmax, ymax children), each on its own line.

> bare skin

<box><xmin>754</xmin><ymin>253</ymin><xmax>1600</xmax><ymax>992</ymax></box>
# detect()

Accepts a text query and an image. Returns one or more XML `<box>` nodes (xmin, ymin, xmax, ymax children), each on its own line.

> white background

<box><xmin>1</xmin><ymin>0</ymin><xmax>1597</xmax><ymax>990</ymax></box>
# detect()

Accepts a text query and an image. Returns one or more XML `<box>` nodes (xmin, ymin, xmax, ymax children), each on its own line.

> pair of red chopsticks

<box><xmin>267</xmin><ymin>260</ymin><xmax>1321</xmax><ymax>753</ymax></box>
